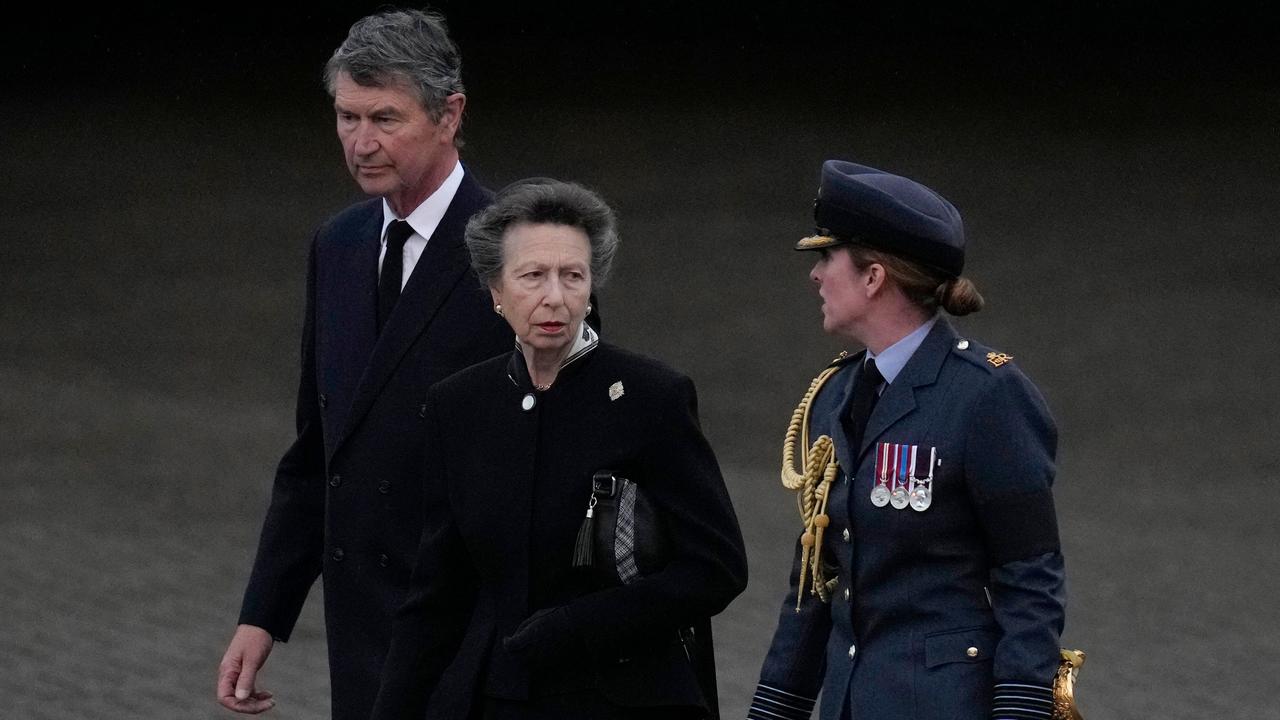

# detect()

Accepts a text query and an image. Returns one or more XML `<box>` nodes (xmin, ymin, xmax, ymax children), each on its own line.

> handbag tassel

<box><xmin>571</xmin><ymin>494</ymin><xmax>598</xmax><ymax>567</ymax></box>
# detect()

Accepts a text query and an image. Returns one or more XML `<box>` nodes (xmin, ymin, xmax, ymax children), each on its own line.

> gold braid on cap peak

<box><xmin>781</xmin><ymin>354</ymin><xmax>847</xmax><ymax>609</ymax></box>
<box><xmin>795</xmin><ymin>234</ymin><xmax>838</xmax><ymax>250</ymax></box>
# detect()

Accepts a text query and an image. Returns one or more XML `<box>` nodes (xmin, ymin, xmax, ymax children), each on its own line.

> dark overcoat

<box><xmin>371</xmin><ymin>342</ymin><xmax>748</xmax><ymax>720</ymax></box>
<box><xmin>237</xmin><ymin>173</ymin><xmax>514</xmax><ymax>720</ymax></box>
<box><xmin>750</xmin><ymin>318</ymin><xmax>1067</xmax><ymax>720</ymax></box>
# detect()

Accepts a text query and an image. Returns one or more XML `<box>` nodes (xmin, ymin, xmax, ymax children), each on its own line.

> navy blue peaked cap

<box><xmin>796</xmin><ymin>160</ymin><xmax>966</xmax><ymax>277</ymax></box>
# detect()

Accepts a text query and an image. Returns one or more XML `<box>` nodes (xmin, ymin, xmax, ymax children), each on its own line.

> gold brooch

<box><xmin>986</xmin><ymin>352</ymin><xmax>1014</xmax><ymax>367</ymax></box>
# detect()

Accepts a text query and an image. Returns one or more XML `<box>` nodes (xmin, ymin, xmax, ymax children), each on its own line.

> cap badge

<box><xmin>986</xmin><ymin>352</ymin><xmax>1014</xmax><ymax>367</ymax></box>
<box><xmin>608</xmin><ymin>381</ymin><xmax>625</xmax><ymax>401</ymax></box>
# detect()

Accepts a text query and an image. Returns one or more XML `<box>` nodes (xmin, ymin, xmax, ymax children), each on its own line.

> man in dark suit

<box><xmin>215</xmin><ymin>9</ymin><xmax>513</xmax><ymax>719</ymax></box>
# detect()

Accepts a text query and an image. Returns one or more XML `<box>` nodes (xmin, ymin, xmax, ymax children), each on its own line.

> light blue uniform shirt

<box><xmin>866</xmin><ymin>314</ymin><xmax>939</xmax><ymax>388</ymax></box>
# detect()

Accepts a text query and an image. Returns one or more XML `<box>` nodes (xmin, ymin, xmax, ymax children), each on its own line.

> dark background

<box><xmin>3</xmin><ymin>3</ymin><xmax>1278</xmax><ymax>718</ymax></box>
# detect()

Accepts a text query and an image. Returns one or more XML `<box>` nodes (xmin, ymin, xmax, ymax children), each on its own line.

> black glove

<box><xmin>502</xmin><ymin>605</ymin><xmax>580</xmax><ymax>663</ymax></box>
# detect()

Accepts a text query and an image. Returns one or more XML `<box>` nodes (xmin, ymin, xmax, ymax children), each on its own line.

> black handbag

<box><xmin>571</xmin><ymin>470</ymin><xmax>720</xmax><ymax>720</ymax></box>
<box><xmin>578</xmin><ymin>470</ymin><xmax>671</xmax><ymax>584</ymax></box>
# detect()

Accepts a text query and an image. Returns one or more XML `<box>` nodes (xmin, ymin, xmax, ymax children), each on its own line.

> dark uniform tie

<box><xmin>845</xmin><ymin>358</ymin><xmax>884</xmax><ymax>454</ymax></box>
<box><xmin>378</xmin><ymin>220</ymin><xmax>414</xmax><ymax>333</ymax></box>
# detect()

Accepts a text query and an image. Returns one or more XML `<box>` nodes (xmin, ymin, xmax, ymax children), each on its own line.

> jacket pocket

<box><xmin>923</xmin><ymin>626</ymin><xmax>997</xmax><ymax>668</ymax></box>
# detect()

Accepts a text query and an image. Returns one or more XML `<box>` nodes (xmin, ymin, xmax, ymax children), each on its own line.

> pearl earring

<box><xmin>495</xmin><ymin>304</ymin><xmax>504</xmax><ymax>317</ymax></box>
<box><xmin>586</xmin><ymin>303</ymin><xmax>593</xmax><ymax>315</ymax></box>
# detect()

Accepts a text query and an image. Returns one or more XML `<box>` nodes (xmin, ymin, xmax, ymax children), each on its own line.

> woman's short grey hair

<box><xmin>466</xmin><ymin>180</ymin><xmax>620</xmax><ymax>290</ymax></box>
<box><xmin>324</xmin><ymin>9</ymin><xmax>464</xmax><ymax>126</ymax></box>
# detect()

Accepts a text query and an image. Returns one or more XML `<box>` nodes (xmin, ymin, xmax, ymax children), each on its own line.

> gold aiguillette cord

<box><xmin>780</xmin><ymin>363</ymin><xmax>843</xmax><ymax>609</ymax></box>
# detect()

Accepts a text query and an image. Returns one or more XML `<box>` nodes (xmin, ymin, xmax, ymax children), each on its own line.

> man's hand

<box><xmin>217</xmin><ymin>624</ymin><xmax>276</xmax><ymax>713</ymax></box>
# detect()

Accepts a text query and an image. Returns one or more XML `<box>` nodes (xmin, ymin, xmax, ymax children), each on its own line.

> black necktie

<box><xmin>844</xmin><ymin>358</ymin><xmax>884</xmax><ymax>454</ymax></box>
<box><xmin>378</xmin><ymin>220</ymin><xmax>414</xmax><ymax>333</ymax></box>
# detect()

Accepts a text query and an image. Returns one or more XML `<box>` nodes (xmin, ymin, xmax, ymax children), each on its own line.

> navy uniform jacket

<box><xmin>750</xmin><ymin>318</ymin><xmax>1066</xmax><ymax>720</ymax></box>
<box><xmin>371</xmin><ymin>342</ymin><xmax>748</xmax><ymax>720</ymax></box>
<box><xmin>237</xmin><ymin>173</ymin><xmax>514</xmax><ymax>720</ymax></box>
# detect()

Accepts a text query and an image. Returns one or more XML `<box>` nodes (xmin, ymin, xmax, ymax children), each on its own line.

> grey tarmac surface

<box><xmin>3</xmin><ymin>9</ymin><xmax>1279</xmax><ymax>719</ymax></box>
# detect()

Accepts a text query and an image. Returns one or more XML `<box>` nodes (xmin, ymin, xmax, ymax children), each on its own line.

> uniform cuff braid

<box><xmin>747</xmin><ymin>683</ymin><xmax>816</xmax><ymax>720</ymax></box>
<box><xmin>991</xmin><ymin>681</ymin><xmax>1055</xmax><ymax>719</ymax></box>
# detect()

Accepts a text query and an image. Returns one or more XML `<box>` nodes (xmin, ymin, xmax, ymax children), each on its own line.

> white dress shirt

<box><xmin>377</xmin><ymin>160</ymin><xmax>465</xmax><ymax>289</ymax></box>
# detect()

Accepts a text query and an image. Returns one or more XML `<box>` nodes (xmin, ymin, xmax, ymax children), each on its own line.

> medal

<box><xmin>889</xmin><ymin>443</ymin><xmax>910</xmax><ymax>509</ymax></box>
<box><xmin>869</xmin><ymin>442</ymin><xmax>892</xmax><ymax>507</ymax></box>
<box><xmin>870</xmin><ymin>481</ymin><xmax>890</xmax><ymax>504</ymax></box>
<box><xmin>910</xmin><ymin>446</ymin><xmax>936</xmax><ymax>512</ymax></box>
<box><xmin>909</xmin><ymin>486</ymin><xmax>931</xmax><ymax>511</ymax></box>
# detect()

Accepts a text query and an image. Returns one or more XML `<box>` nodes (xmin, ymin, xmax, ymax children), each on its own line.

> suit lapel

<box><xmin>334</xmin><ymin>174</ymin><xmax>490</xmax><ymax>458</ymax></box>
<box><xmin>321</xmin><ymin>206</ymin><xmax>382</xmax><ymax>451</ymax></box>
<box><xmin>857</xmin><ymin>318</ymin><xmax>957</xmax><ymax>460</ymax></box>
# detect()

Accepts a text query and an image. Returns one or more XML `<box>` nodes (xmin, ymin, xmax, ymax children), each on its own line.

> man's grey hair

<box><xmin>465</xmin><ymin>180</ymin><xmax>620</xmax><ymax>290</ymax></box>
<box><xmin>324</xmin><ymin>8</ymin><xmax>464</xmax><ymax>125</ymax></box>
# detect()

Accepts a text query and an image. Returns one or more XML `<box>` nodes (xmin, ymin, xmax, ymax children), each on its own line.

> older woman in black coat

<box><xmin>371</xmin><ymin>180</ymin><xmax>748</xmax><ymax>720</ymax></box>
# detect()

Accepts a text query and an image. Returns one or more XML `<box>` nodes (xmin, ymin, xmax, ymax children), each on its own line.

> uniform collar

<box><xmin>867</xmin><ymin>314</ymin><xmax>938</xmax><ymax>385</ymax></box>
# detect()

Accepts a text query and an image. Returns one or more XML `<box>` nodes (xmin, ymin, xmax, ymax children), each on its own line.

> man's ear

<box><xmin>438</xmin><ymin>93</ymin><xmax>466</xmax><ymax>143</ymax></box>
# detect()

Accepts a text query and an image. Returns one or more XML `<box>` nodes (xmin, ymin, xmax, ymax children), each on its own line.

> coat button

<box><xmin>378</xmin><ymin>553</ymin><xmax>389</xmax><ymax>568</ymax></box>
<box><xmin>967</xmin><ymin>646</ymin><xmax>979</xmax><ymax>658</ymax></box>
<box><xmin>848</xmin><ymin>644</ymin><xmax>857</xmax><ymax>659</ymax></box>
<box><xmin>319</xmin><ymin>394</ymin><xmax>328</xmax><ymax>409</ymax></box>
<box><xmin>331</xmin><ymin>547</ymin><xmax>344</xmax><ymax>562</ymax></box>
<box><xmin>378</xmin><ymin>480</ymin><xmax>391</xmax><ymax>494</ymax></box>
<box><xmin>841</xmin><ymin>528</ymin><xmax>850</xmax><ymax>542</ymax></box>
<box><xmin>418</xmin><ymin>403</ymin><xmax>428</xmax><ymax>418</ymax></box>
<box><xmin>843</xmin><ymin>587</ymin><xmax>851</xmax><ymax>601</ymax></box>
<box><xmin>329</xmin><ymin>474</ymin><xmax>342</xmax><ymax>488</ymax></box>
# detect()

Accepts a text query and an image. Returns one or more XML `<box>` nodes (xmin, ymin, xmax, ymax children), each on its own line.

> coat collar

<box><xmin>505</xmin><ymin>322</ymin><xmax>600</xmax><ymax>392</ymax></box>
<box><xmin>830</xmin><ymin>317</ymin><xmax>959</xmax><ymax>471</ymax></box>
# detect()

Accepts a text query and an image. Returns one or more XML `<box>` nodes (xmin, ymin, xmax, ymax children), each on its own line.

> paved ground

<box><xmin>3</xmin><ymin>8</ymin><xmax>1279</xmax><ymax>719</ymax></box>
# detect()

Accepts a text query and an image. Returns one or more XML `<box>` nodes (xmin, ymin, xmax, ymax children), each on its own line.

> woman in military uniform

<box><xmin>748</xmin><ymin>161</ymin><xmax>1069</xmax><ymax>720</ymax></box>
<box><xmin>371</xmin><ymin>179</ymin><xmax>747</xmax><ymax>720</ymax></box>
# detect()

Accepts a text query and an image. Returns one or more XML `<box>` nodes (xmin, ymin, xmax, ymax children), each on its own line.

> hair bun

<box><xmin>937</xmin><ymin>277</ymin><xmax>984</xmax><ymax>316</ymax></box>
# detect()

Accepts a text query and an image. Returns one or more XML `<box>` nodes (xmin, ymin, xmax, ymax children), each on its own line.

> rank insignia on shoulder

<box><xmin>986</xmin><ymin>352</ymin><xmax>1014</xmax><ymax>367</ymax></box>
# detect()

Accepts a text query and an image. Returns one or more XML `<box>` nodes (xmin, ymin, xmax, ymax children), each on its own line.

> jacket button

<box><xmin>378</xmin><ymin>480</ymin><xmax>391</xmax><ymax>494</ymax></box>
<box><xmin>967</xmin><ymin>646</ymin><xmax>979</xmax><ymax>658</ymax></box>
<box><xmin>329</xmin><ymin>474</ymin><xmax>342</xmax><ymax>488</ymax></box>
<box><xmin>848</xmin><ymin>644</ymin><xmax>857</xmax><ymax>659</ymax></box>
<box><xmin>331</xmin><ymin>547</ymin><xmax>344</xmax><ymax>562</ymax></box>
<box><xmin>418</xmin><ymin>403</ymin><xmax>428</xmax><ymax>418</ymax></box>
<box><xmin>841</xmin><ymin>528</ymin><xmax>850</xmax><ymax>542</ymax></box>
<box><xmin>378</xmin><ymin>553</ymin><xmax>389</xmax><ymax>568</ymax></box>
<box><xmin>319</xmin><ymin>394</ymin><xmax>328</xmax><ymax>409</ymax></box>
<box><xmin>843</xmin><ymin>587</ymin><xmax>851</xmax><ymax>601</ymax></box>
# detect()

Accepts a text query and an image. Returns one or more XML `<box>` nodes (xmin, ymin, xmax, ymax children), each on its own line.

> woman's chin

<box><xmin>520</xmin><ymin>334</ymin><xmax>571</xmax><ymax>354</ymax></box>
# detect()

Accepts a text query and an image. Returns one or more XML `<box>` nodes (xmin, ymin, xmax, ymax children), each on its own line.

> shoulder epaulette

<box><xmin>950</xmin><ymin>337</ymin><xmax>1015</xmax><ymax>371</ymax></box>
